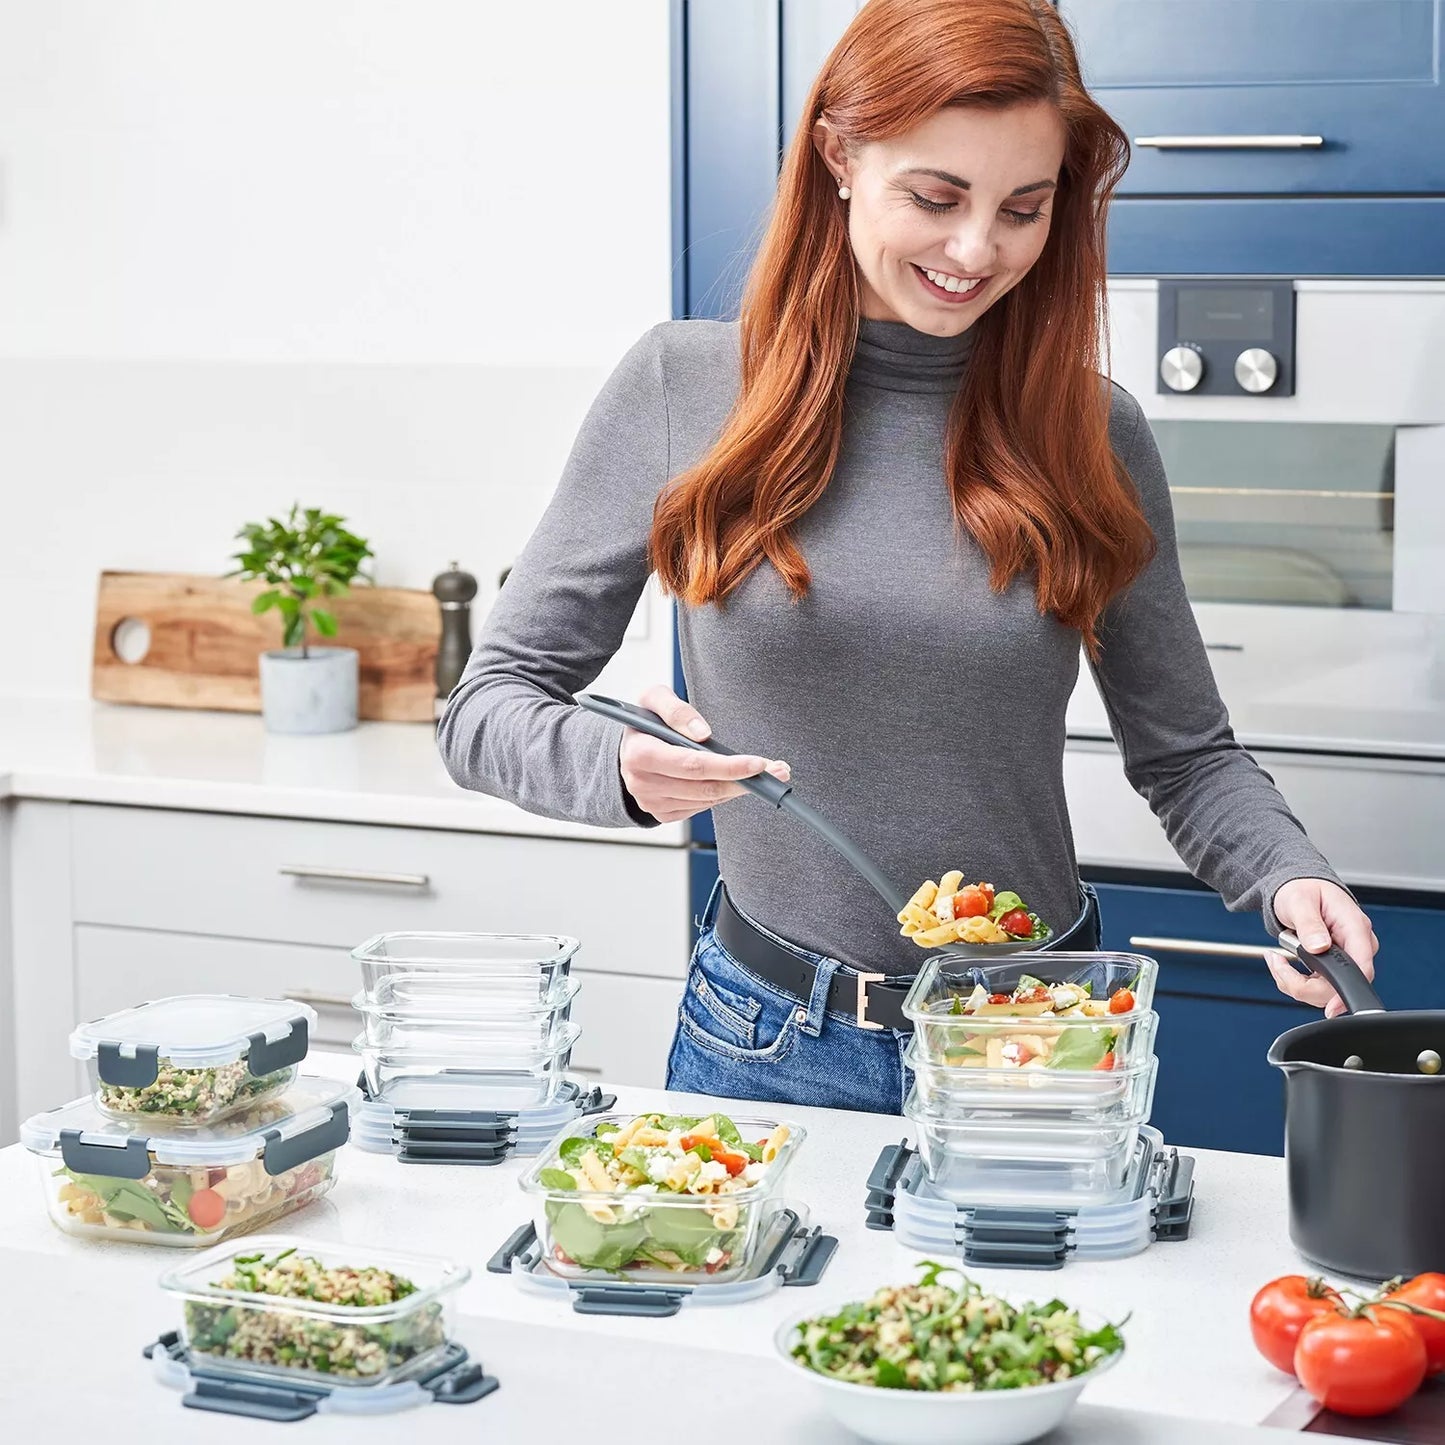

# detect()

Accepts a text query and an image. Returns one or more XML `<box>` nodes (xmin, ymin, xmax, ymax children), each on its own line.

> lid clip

<box><xmin>96</xmin><ymin>1042</ymin><xmax>161</xmax><ymax>1089</ymax></box>
<box><xmin>247</xmin><ymin>1017</ymin><xmax>310</xmax><ymax>1079</ymax></box>
<box><xmin>572</xmin><ymin>1286</ymin><xmax>685</xmax><ymax>1318</ymax></box>
<box><xmin>60</xmin><ymin>1128</ymin><xmax>153</xmax><ymax>1180</ymax></box>
<box><xmin>262</xmin><ymin>1100</ymin><xmax>350</xmax><ymax>1177</ymax></box>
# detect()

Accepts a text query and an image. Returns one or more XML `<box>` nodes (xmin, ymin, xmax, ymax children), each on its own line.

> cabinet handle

<box><xmin>1133</xmin><ymin>134</ymin><xmax>1325</xmax><ymax>150</ymax></box>
<box><xmin>1129</xmin><ymin>935</ymin><xmax>1274</xmax><ymax>960</ymax></box>
<box><xmin>283</xmin><ymin>989</ymin><xmax>356</xmax><ymax>1010</ymax></box>
<box><xmin>279</xmin><ymin>864</ymin><xmax>430</xmax><ymax>889</ymax></box>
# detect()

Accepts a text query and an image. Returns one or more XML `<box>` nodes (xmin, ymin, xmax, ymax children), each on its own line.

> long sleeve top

<box><xmin>437</xmin><ymin>318</ymin><xmax>1342</xmax><ymax>973</ymax></box>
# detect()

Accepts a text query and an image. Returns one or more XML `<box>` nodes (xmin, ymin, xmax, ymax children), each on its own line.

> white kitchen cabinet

<box><xmin>5</xmin><ymin>800</ymin><xmax>692</xmax><ymax>1132</ymax></box>
<box><xmin>565</xmin><ymin>971</ymin><xmax>682</xmax><ymax>1089</ymax></box>
<box><xmin>62</xmin><ymin>926</ymin><xmax>685</xmax><ymax>1105</ymax></box>
<box><xmin>69</xmin><ymin>804</ymin><xmax>689</xmax><ymax>975</ymax></box>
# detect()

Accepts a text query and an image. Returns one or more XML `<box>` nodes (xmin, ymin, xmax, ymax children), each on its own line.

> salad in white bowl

<box><xmin>776</xmin><ymin>1262</ymin><xmax>1125</xmax><ymax>1445</ymax></box>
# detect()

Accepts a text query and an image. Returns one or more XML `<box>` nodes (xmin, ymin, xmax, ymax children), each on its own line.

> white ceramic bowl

<box><xmin>773</xmin><ymin>1314</ymin><xmax>1122</xmax><ymax>1445</ymax></box>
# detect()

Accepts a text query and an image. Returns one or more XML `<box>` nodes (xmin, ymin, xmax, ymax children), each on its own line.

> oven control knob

<box><xmin>1160</xmin><ymin>345</ymin><xmax>1203</xmax><ymax>392</ymax></box>
<box><xmin>1234</xmin><ymin>347</ymin><xmax>1279</xmax><ymax>394</ymax></box>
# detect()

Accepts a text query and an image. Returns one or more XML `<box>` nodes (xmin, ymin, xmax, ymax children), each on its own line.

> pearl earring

<box><xmin>837</xmin><ymin>184</ymin><xmax>852</xmax><ymax>200</ymax></box>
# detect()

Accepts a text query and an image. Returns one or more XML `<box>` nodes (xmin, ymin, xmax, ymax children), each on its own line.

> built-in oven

<box><xmin>1070</xmin><ymin>279</ymin><xmax>1445</xmax><ymax>763</ymax></box>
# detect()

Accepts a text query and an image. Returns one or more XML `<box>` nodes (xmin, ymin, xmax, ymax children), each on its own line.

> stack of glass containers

<box><xmin>350</xmin><ymin>933</ymin><xmax>583</xmax><ymax>1112</ymax></box>
<box><xmin>22</xmin><ymin>993</ymin><xmax>359</xmax><ymax>1245</ymax></box>
<box><xmin>900</xmin><ymin>952</ymin><xmax>1161</xmax><ymax>1206</ymax></box>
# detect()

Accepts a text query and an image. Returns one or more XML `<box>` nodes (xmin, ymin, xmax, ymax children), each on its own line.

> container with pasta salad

<box><xmin>20</xmin><ymin>1075</ymin><xmax>357</xmax><ymax>1246</ymax></box>
<box><xmin>518</xmin><ymin>1110</ymin><xmax>804</xmax><ymax>1283</ymax></box>
<box><xmin>903</xmin><ymin>953</ymin><xmax>1160</xmax><ymax>1075</ymax></box>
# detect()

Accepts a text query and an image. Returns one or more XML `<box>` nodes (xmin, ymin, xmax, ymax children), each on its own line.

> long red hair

<box><xmin>649</xmin><ymin>0</ymin><xmax>1154</xmax><ymax>655</ymax></box>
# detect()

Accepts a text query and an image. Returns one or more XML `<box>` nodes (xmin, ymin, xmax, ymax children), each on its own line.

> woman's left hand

<box><xmin>1267</xmin><ymin>878</ymin><xmax>1380</xmax><ymax>1018</ymax></box>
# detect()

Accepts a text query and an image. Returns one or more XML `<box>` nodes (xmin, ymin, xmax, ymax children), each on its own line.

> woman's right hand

<box><xmin>618</xmin><ymin>685</ymin><xmax>791</xmax><ymax>824</ymax></box>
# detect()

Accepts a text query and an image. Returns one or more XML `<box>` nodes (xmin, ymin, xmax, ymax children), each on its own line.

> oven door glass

<box><xmin>1149</xmin><ymin>421</ymin><xmax>1395</xmax><ymax>609</ymax></box>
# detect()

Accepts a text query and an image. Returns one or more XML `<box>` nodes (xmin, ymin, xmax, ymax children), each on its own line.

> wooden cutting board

<box><xmin>92</xmin><ymin>571</ymin><xmax>440</xmax><ymax>722</ymax></box>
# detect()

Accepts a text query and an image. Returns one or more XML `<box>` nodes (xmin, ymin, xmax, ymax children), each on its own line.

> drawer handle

<box><xmin>1133</xmin><ymin>134</ymin><xmax>1325</xmax><ymax>150</ymax></box>
<box><xmin>279</xmin><ymin>864</ymin><xmax>430</xmax><ymax>889</ymax></box>
<box><xmin>284</xmin><ymin>989</ymin><xmax>356</xmax><ymax>1010</ymax></box>
<box><xmin>1130</xmin><ymin>935</ymin><xmax>1273</xmax><ymax>960</ymax></box>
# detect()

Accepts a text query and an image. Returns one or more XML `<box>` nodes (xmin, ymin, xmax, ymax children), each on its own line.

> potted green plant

<box><xmin>228</xmin><ymin>505</ymin><xmax>374</xmax><ymax>734</ymax></box>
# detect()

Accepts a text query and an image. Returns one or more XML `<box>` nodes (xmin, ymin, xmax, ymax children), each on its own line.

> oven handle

<box><xmin>1129</xmin><ymin>935</ymin><xmax>1275</xmax><ymax>961</ymax></box>
<box><xmin>1133</xmin><ymin>134</ymin><xmax>1325</xmax><ymax>150</ymax></box>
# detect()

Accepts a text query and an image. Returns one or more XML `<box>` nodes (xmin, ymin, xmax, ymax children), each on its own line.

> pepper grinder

<box><xmin>432</xmin><ymin>561</ymin><xmax>478</xmax><ymax>701</ymax></box>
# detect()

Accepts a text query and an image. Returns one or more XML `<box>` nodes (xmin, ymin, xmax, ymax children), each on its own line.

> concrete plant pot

<box><xmin>259</xmin><ymin>646</ymin><xmax>359</xmax><ymax>735</ymax></box>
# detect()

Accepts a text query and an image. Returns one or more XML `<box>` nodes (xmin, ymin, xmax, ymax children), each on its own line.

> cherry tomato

<box><xmin>1294</xmin><ymin>1308</ymin><xmax>1427</xmax><ymax>1417</ymax></box>
<box><xmin>678</xmin><ymin>1135</ymin><xmax>748</xmax><ymax>1175</ymax></box>
<box><xmin>1250</xmin><ymin>1276</ymin><xmax>1345</xmax><ymax>1376</ymax></box>
<box><xmin>187</xmin><ymin>1188</ymin><xmax>226</xmax><ymax>1230</ymax></box>
<box><xmin>952</xmin><ymin>887</ymin><xmax>990</xmax><ymax>918</ymax></box>
<box><xmin>979</xmin><ymin>883</ymin><xmax>995</xmax><ymax>906</ymax></box>
<box><xmin>1094</xmin><ymin>1052</ymin><xmax>1116</xmax><ymax>1072</ymax></box>
<box><xmin>1109</xmin><ymin>988</ymin><xmax>1136</xmax><ymax>1015</ymax></box>
<box><xmin>1384</xmin><ymin>1274</ymin><xmax>1445</xmax><ymax>1375</ymax></box>
<box><xmin>998</xmin><ymin>908</ymin><xmax>1032</xmax><ymax>938</ymax></box>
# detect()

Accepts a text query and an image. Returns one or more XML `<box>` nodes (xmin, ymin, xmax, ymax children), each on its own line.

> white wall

<box><xmin>0</xmin><ymin>0</ymin><xmax>675</xmax><ymax>698</ymax></box>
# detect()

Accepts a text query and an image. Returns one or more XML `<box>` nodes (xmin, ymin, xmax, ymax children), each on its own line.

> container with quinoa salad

<box><xmin>20</xmin><ymin>1075</ymin><xmax>357</xmax><ymax>1246</ymax></box>
<box><xmin>69</xmin><ymin>994</ymin><xmax>317</xmax><ymax>1126</ymax></box>
<box><xmin>162</xmin><ymin>1237</ymin><xmax>470</xmax><ymax>1387</ymax></box>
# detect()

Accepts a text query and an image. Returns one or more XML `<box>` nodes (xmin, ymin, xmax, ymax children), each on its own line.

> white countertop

<box><xmin>0</xmin><ymin>694</ymin><xmax>686</xmax><ymax>846</ymax></box>
<box><xmin>0</xmin><ymin>1053</ymin><xmax>1391</xmax><ymax>1444</ymax></box>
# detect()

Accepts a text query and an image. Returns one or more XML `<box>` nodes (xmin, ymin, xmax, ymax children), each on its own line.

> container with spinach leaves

<box><xmin>19</xmin><ymin>1077</ymin><xmax>356</xmax><ymax>1247</ymax></box>
<box><xmin>519</xmin><ymin>1110</ymin><xmax>804</xmax><ymax>1282</ymax></box>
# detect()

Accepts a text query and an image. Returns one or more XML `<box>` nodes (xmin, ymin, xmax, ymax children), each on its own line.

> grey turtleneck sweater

<box><xmin>438</xmin><ymin>319</ymin><xmax>1341</xmax><ymax>974</ymax></box>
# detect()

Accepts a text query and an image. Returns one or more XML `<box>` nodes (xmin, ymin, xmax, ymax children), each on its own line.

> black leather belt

<box><xmin>714</xmin><ymin>886</ymin><xmax>917</xmax><ymax>1032</ymax></box>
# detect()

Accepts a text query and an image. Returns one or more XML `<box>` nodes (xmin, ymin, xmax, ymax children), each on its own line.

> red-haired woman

<box><xmin>439</xmin><ymin>0</ymin><xmax>1377</xmax><ymax>1111</ymax></box>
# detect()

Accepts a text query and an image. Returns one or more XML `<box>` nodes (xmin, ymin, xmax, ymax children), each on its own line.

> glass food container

<box><xmin>364</xmin><ymin>970</ymin><xmax>580</xmax><ymax>1018</ymax></box>
<box><xmin>69</xmin><ymin>994</ymin><xmax>317</xmax><ymax>1127</ymax></box>
<box><xmin>518</xmin><ymin>1110</ymin><xmax>805</xmax><ymax>1284</ymax></box>
<box><xmin>904</xmin><ymin>1036</ymin><xmax>1159</xmax><ymax>1120</ymax></box>
<box><xmin>350</xmin><ymin>979</ymin><xmax>579</xmax><ymax>1052</ymax></box>
<box><xmin>904</xmin><ymin>1087</ymin><xmax>1145</xmax><ymax>1206</ymax></box>
<box><xmin>904</xmin><ymin>953</ymin><xmax>1159</xmax><ymax>1071</ymax></box>
<box><xmin>20</xmin><ymin>1075</ymin><xmax>357</xmax><ymax>1246</ymax></box>
<box><xmin>161</xmin><ymin>1235</ymin><xmax>470</xmax><ymax>1388</ymax></box>
<box><xmin>354</xmin><ymin>1021</ymin><xmax>581</xmax><ymax>1109</ymax></box>
<box><xmin>352</xmin><ymin>932</ymin><xmax>578</xmax><ymax>1002</ymax></box>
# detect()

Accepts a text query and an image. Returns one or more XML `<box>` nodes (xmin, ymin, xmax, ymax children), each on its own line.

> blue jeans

<box><xmin>665</xmin><ymin>880</ymin><xmax>1102</xmax><ymax>1115</ymax></box>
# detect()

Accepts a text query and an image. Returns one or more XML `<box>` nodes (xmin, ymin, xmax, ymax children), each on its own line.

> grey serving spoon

<box><xmin>576</xmin><ymin>692</ymin><xmax>909</xmax><ymax>915</ymax></box>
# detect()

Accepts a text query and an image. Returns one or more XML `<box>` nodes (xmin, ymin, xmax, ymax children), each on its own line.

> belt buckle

<box><xmin>854</xmin><ymin>972</ymin><xmax>886</xmax><ymax>1031</ymax></box>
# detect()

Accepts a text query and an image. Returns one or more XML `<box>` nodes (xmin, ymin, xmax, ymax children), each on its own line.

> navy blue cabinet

<box><xmin>1065</xmin><ymin>1</ymin><xmax>1445</xmax><ymax>195</ymax></box>
<box><xmin>1061</xmin><ymin>0</ymin><xmax>1445</xmax><ymax>273</ymax></box>
<box><xmin>673</xmin><ymin>0</ymin><xmax>1445</xmax><ymax>300</ymax></box>
<box><xmin>1089</xmin><ymin>878</ymin><xmax>1445</xmax><ymax>1156</ymax></box>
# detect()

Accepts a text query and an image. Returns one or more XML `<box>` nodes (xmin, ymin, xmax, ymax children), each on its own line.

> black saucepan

<box><xmin>1268</xmin><ymin>931</ymin><xmax>1445</xmax><ymax>1280</ymax></box>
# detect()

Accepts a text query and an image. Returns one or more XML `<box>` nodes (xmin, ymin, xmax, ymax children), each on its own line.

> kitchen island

<box><xmin>0</xmin><ymin>1056</ymin><xmax>1405</xmax><ymax>1444</ymax></box>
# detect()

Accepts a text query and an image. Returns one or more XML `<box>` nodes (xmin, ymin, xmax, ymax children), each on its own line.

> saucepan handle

<box><xmin>1278</xmin><ymin>929</ymin><xmax>1385</xmax><ymax>1015</ymax></box>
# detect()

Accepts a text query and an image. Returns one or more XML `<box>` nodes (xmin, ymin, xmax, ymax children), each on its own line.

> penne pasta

<box><xmin>938</xmin><ymin>869</ymin><xmax>963</xmax><ymax>895</ymax></box>
<box><xmin>579</xmin><ymin>1149</ymin><xmax>614</xmax><ymax>1192</ymax></box>
<box><xmin>915</xmin><ymin>921</ymin><xmax>962</xmax><ymax>948</ymax></box>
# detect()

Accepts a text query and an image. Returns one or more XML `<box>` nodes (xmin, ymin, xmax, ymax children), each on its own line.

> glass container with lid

<box><xmin>21</xmin><ymin>1075</ymin><xmax>356</xmax><ymax>1246</ymax></box>
<box><xmin>69</xmin><ymin>994</ymin><xmax>318</xmax><ymax>1126</ymax></box>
